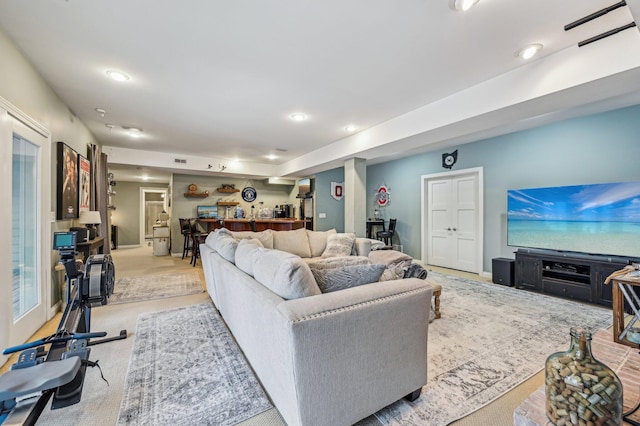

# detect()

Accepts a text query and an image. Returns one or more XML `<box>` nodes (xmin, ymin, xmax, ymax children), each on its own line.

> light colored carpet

<box><xmin>372</xmin><ymin>271</ymin><xmax>613</xmax><ymax>426</ymax></box>
<box><xmin>117</xmin><ymin>303</ymin><xmax>272</xmax><ymax>425</ymax></box>
<box><xmin>110</xmin><ymin>271</ymin><xmax>204</xmax><ymax>305</ymax></box>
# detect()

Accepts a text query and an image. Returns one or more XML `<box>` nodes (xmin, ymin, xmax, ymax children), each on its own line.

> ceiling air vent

<box><xmin>174</xmin><ymin>158</ymin><xmax>187</xmax><ymax>164</ymax></box>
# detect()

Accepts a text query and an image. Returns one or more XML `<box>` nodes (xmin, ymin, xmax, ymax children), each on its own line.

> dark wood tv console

<box><xmin>514</xmin><ymin>249</ymin><xmax>629</xmax><ymax>307</ymax></box>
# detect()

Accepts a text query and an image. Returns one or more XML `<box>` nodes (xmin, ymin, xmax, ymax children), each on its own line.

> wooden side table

<box><xmin>611</xmin><ymin>276</ymin><xmax>640</xmax><ymax>348</ymax></box>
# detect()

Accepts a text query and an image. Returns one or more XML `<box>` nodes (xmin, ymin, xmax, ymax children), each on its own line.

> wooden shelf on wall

<box><xmin>217</xmin><ymin>187</ymin><xmax>240</xmax><ymax>193</ymax></box>
<box><xmin>184</xmin><ymin>192</ymin><xmax>209</xmax><ymax>198</ymax></box>
<box><xmin>217</xmin><ymin>201</ymin><xmax>239</xmax><ymax>206</ymax></box>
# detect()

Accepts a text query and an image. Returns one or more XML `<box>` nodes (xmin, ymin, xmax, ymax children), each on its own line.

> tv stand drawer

<box><xmin>542</xmin><ymin>279</ymin><xmax>592</xmax><ymax>303</ymax></box>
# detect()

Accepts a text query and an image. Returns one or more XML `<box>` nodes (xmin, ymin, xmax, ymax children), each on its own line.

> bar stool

<box><xmin>179</xmin><ymin>218</ymin><xmax>192</xmax><ymax>259</ymax></box>
<box><xmin>189</xmin><ymin>219</ymin><xmax>207</xmax><ymax>267</ymax></box>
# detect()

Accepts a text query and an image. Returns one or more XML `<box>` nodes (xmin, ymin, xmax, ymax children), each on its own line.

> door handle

<box><xmin>446</xmin><ymin>228</ymin><xmax>451</xmax><ymax>231</ymax></box>
<box><xmin>452</xmin><ymin>228</ymin><xmax>457</xmax><ymax>231</ymax></box>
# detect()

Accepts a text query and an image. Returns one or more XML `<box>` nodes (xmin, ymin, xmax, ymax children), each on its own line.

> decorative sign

<box><xmin>242</xmin><ymin>187</ymin><xmax>257</xmax><ymax>202</ymax></box>
<box><xmin>331</xmin><ymin>181</ymin><xmax>344</xmax><ymax>201</ymax></box>
<box><xmin>375</xmin><ymin>185</ymin><xmax>391</xmax><ymax>207</ymax></box>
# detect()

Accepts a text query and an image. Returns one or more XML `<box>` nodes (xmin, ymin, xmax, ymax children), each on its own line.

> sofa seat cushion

<box><xmin>321</xmin><ymin>233</ymin><xmax>356</xmax><ymax>258</ymax></box>
<box><xmin>235</xmin><ymin>238</ymin><xmax>264</xmax><ymax>276</ymax></box>
<box><xmin>273</xmin><ymin>228</ymin><xmax>311</xmax><ymax>258</ymax></box>
<box><xmin>253</xmin><ymin>248</ymin><xmax>321</xmax><ymax>299</ymax></box>
<box><xmin>306</xmin><ymin>229</ymin><xmax>337</xmax><ymax>257</ymax></box>
<box><xmin>309</xmin><ymin>263</ymin><xmax>386</xmax><ymax>293</ymax></box>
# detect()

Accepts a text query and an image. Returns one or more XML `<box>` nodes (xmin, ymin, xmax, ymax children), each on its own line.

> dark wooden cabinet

<box><xmin>515</xmin><ymin>252</ymin><xmax>541</xmax><ymax>291</ymax></box>
<box><xmin>514</xmin><ymin>249</ymin><xmax>628</xmax><ymax>307</ymax></box>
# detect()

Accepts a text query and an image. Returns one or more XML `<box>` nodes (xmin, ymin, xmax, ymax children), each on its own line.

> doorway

<box><xmin>421</xmin><ymin>167</ymin><xmax>483</xmax><ymax>273</ymax></box>
<box><xmin>0</xmin><ymin>101</ymin><xmax>52</xmax><ymax>363</ymax></box>
<box><xmin>139</xmin><ymin>188</ymin><xmax>168</xmax><ymax>244</ymax></box>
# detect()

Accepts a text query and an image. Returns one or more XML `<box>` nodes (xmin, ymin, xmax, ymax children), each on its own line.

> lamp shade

<box><xmin>79</xmin><ymin>210</ymin><xmax>102</xmax><ymax>225</ymax></box>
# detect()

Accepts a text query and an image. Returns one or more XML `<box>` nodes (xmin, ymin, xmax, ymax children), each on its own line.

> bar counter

<box><xmin>197</xmin><ymin>218</ymin><xmax>309</xmax><ymax>232</ymax></box>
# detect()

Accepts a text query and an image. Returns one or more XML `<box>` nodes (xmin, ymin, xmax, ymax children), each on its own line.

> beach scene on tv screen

<box><xmin>507</xmin><ymin>181</ymin><xmax>640</xmax><ymax>258</ymax></box>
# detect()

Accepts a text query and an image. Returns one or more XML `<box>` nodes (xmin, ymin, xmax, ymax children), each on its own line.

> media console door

<box><xmin>515</xmin><ymin>253</ymin><xmax>541</xmax><ymax>291</ymax></box>
<box><xmin>514</xmin><ymin>250</ymin><xmax>627</xmax><ymax>307</ymax></box>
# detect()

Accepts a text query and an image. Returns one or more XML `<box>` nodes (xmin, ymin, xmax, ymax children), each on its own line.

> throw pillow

<box><xmin>205</xmin><ymin>227</ymin><xmax>232</xmax><ymax>250</ymax></box>
<box><xmin>235</xmin><ymin>238</ymin><xmax>264</xmax><ymax>276</ymax></box>
<box><xmin>214</xmin><ymin>232</ymin><xmax>239</xmax><ymax>263</ymax></box>
<box><xmin>307</xmin><ymin>256</ymin><xmax>370</xmax><ymax>269</ymax></box>
<box><xmin>321</xmin><ymin>233</ymin><xmax>356</xmax><ymax>258</ymax></box>
<box><xmin>306</xmin><ymin>228</ymin><xmax>337</xmax><ymax>257</ymax></box>
<box><xmin>272</xmin><ymin>228</ymin><xmax>312</xmax><ymax>258</ymax></box>
<box><xmin>253</xmin><ymin>248</ymin><xmax>321</xmax><ymax>299</ymax></box>
<box><xmin>310</xmin><ymin>264</ymin><xmax>386</xmax><ymax>293</ymax></box>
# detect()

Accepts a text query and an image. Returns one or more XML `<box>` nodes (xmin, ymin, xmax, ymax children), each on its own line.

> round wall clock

<box><xmin>242</xmin><ymin>187</ymin><xmax>257</xmax><ymax>202</ymax></box>
<box><xmin>442</xmin><ymin>150</ymin><xmax>458</xmax><ymax>169</ymax></box>
<box><xmin>188</xmin><ymin>183</ymin><xmax>197</xmax><ymax>192</ymax></box>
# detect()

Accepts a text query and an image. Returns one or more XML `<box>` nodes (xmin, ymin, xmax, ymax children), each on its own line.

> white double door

<box><xmin>423</xmin><ymin>168</ymin><xmax>482</xmax><ymax>273</ymax></box>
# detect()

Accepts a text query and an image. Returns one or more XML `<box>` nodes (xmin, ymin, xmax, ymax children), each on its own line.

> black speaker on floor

<box><xmin>492</xmin><ymin>257</ymin><xmax>514</xmax><ymax>286</ymax></box>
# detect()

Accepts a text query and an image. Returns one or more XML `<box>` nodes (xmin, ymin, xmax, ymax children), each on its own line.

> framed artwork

<box><xmin>78</xmin><ymin>155</ymin><xmax>91</xmax><ymax>213</ymax></box>
<box><xmin>56</xmin><ymin>142</ymin><xmax>79</xmax><ymax>219</ymax></box>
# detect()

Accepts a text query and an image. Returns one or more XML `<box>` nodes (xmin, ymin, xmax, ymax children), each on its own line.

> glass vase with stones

<box><xmin>545</xmin><ymin>327</ymin><xmax>622</xmax><ymax>426</ymax></box>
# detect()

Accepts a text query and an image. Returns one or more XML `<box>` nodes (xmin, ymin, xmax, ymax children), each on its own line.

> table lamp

<box><xmin>79</xmin><ymin>210</ymin><xmax>102</xmax><ymax>239</ymax></box>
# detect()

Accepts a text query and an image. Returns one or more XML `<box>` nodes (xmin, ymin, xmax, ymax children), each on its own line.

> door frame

<box><xmin>139</xmin><ymin>187</ymin><xmax>168</xmax><ymax>244</ymax></box>
<box><xmin>420</xmin><ymin>167</ymin><xmax>484</xmax><ymax>273</ymax></box>
<box><xmin>0</xmin><ymin>97</ymin><xmax>52</xmax><ymax>364</ymax></box>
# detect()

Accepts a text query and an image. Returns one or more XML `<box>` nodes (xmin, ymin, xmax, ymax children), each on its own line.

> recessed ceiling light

<box><xmin>451</xmin><ymin>0</ymin><xmax>479</xmax><ymax>12</ymax></box>
<box><xmin>266</xmin><ymin>154</ymin><xmax>278</xmax><ymax>160</ymax></box>
<box><xmin>123</xmin><ymin>127</ymin><xmax>142</xmax><ymax>138</ymax></box>
<box><xmin>289</xmin><ymin>113</ymin><xmax>307</xmax><ymax>122</ymax></box>
<box><xmin>345</xmin><ymin>125</ymin><xmax>358</xmax><ymax>132</ymax></box>
<box><xmin>516</xmin><ymin>43</ymin><xmax>543</xmax><ymax>60</ymax></box>
<box><xmin>105</xmin><ymin>123</ymin><xmax>115</xmax><ymax>130</ymax></box>
<box><xmin>106</xmin><ymin>70</ymin><xmax>130</xmax><ymax>82</ymax></box>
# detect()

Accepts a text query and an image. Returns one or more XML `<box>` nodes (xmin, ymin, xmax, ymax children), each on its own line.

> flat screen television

<box><xmin>197</xmin><ymin>205</ymin><xmax>218</xmax><ymax>219</ymax></box>
<box><xmin>507</xmin><ymin>181</ymin><xmax>640</xmax><ymax>259</ymax></box>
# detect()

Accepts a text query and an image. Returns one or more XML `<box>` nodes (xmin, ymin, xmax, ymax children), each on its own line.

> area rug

<box><xmin>110</xmin><ymin>271</ymin><xmax>204</xmax><ymax>305</ymax></box>
<box><xmin>117</xmin><ymin>303</ymin><xmax>272</xmax><ymax>425</ymax></box>
<box><xmin>373</xmin><ymin>271</ymin><xmax>613</xmax><ymax>426</ymax></box>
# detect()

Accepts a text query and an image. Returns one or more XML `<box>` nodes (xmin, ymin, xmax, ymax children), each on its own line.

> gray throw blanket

<box><xmin>404</xmin><ymin>263</ymin><xmax>428</xmax><ymax>280</ymax></box>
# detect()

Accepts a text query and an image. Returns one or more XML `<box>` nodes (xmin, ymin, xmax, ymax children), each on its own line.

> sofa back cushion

<box><xmin>309</xmin><ymin>263</ymin><xmax>386</xmax><ymax>293</ymax></box>
<box><xmin>214</xmin><ymin>232</ymin><xmax>239</xmax><ymax>263</ymax></box>
<box><xmin>306</xmin><ymin>229</ymin><xmax>337</xmax><ymax>257</ymax></box>
<box><xmin>253</xmin><ymin>248</ymin><xmax>321</xmax><ymax>299</ymax></box>
<box><xmin>235</xmin><ymin>238</ymin><xmax>264</xmax><ymax>276</ymax></box>
<box><xmin>321</xmin><ymin>233</ymin><xmax>356</xmax><ymax>258</ymax></box>
<box><xmin>228</xmin><ymin>229</ymin><xmax>274</xmax><ymax>249</ymax></box>
<box><xmin>273</xmin><ymin>228</ymin><xmax>311</xmax><ymax>258</ymax></box>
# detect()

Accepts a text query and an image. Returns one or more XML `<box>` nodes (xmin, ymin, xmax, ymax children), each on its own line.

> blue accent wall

<box><xmin>348</xmin><ymin>104</ymin><xmax>640</xmax><ymax>272</ymax></box>
<box><xmin>313</xmin><ymin>167</ymin><xmax>345</xmax><ymax>232</ymax></box>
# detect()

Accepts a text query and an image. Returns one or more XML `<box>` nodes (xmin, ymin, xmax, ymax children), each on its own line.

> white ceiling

<box><xmin>1</xmin><ymin>0</ymin><xmax>640</xmax><ymax>182</ymax></box>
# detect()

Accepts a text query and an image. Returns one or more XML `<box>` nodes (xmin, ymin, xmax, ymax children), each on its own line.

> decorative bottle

<box><xmin>545</xmin><ymin>327</ymin><xmax>622</xmax><ymax>425</ymax></box>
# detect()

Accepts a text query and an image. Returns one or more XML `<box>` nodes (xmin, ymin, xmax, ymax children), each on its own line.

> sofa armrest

<box><xmin>275</xmin><ymin>278</ymin><xmax>432</xmax><ymax>426</ymax></box>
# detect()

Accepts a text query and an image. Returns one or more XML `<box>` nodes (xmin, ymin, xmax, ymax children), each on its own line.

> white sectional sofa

<box><xmin>199</xmin><ymin>228</ymin><xmax>432</xmax><ymax>426</ymax></box>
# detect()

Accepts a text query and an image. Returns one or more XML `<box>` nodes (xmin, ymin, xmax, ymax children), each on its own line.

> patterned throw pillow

<box><xmin>321</xmin><ymin>233</ymin><xmax>356</xmax><ymax>258</ymax></box>
<box><xmin>309</xmin><ymin>263</ymin><xmax>386</xmax><ymax>293</ymax></box>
